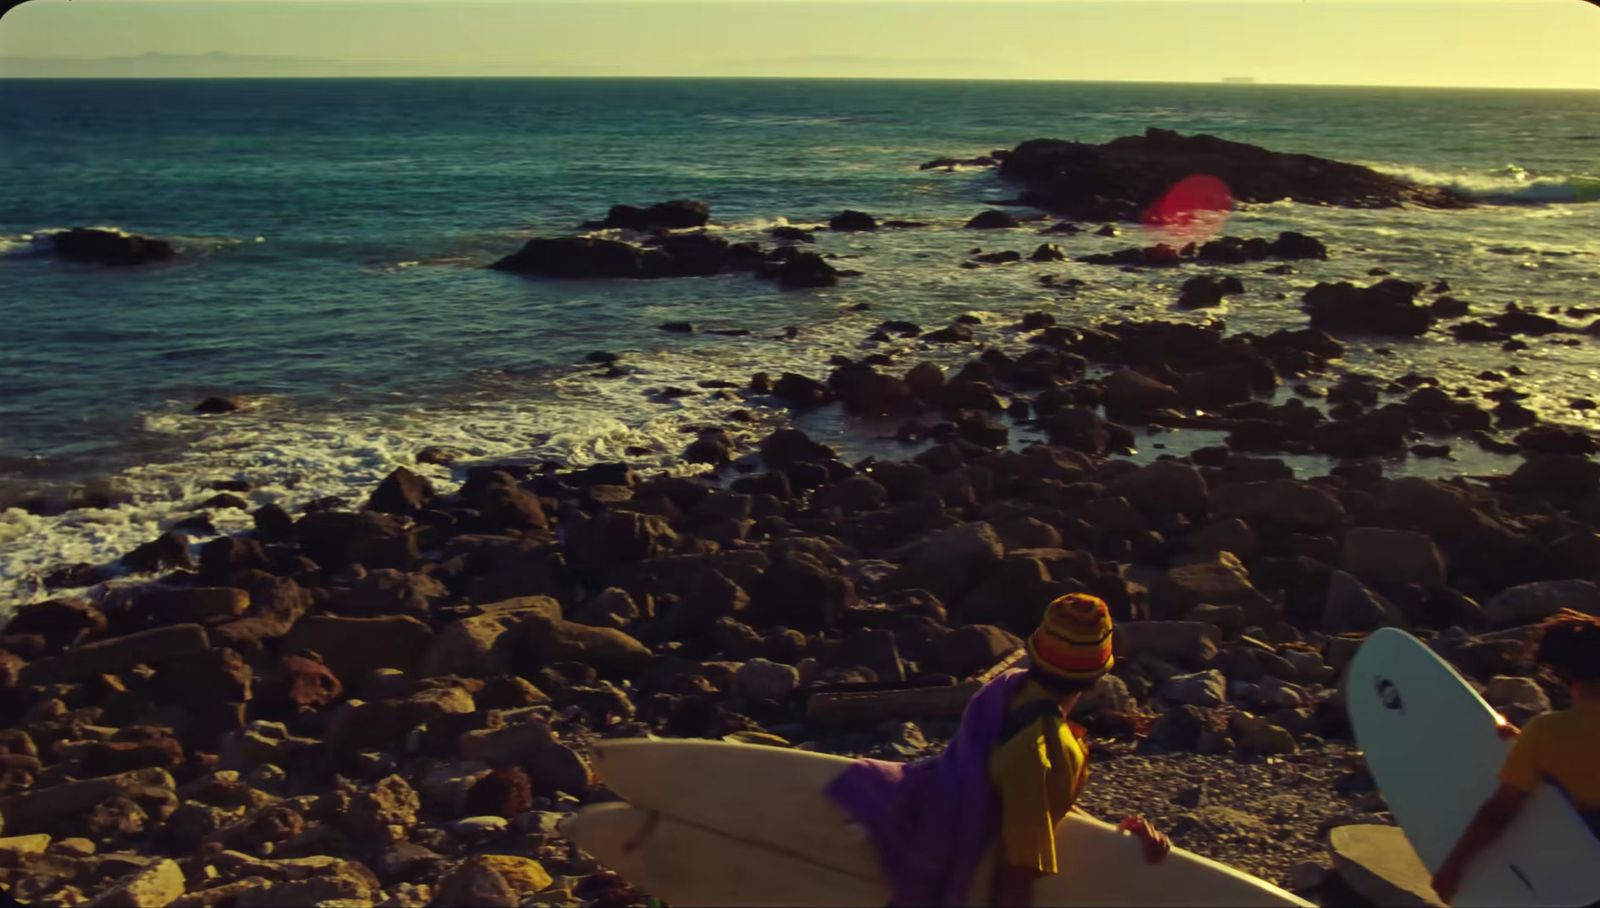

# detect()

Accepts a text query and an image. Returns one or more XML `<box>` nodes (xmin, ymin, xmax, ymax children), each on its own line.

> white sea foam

<box><xmin>1371</xmin><ymin>163</ymin><xmax>1600</xmax><ymax>205</ymax></box>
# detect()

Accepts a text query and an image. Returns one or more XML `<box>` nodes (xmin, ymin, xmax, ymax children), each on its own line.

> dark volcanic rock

<box><xmin>47</xmin><ymin>228</ymin><xmax>176</xmax><ymax>266</ymax></box>
<box><xmin>776</xmin><ymin>252</ymin><xmax>840</xmax><ymax>288</ymax></box>
<box><xmin>1303</xmin><ymin>279</ymin><xmax>1434</xmax><ymax>337</ymax></box>
<box><xmin>759</xmin><ymin>429</ymin><xmax>836</xmax><ymax>468</ymax></box>
<box><xmin>491</xmin><ymin>237</ymin><xmax>649</xmax><ymax>278</ymax></box>
<box><xmin>1177</xmin><ymin>275</ymin><xmax>1245</xmax><ymax>310</ymax></box>
<box><xmin>999</xmin><ymin>128</ymin><xmax>1467</xmax><ymax>220</ymax></box>
<box><xmin>772</xmin><ymin>373</ymin><xmax>835</xmax><ymax>409</ymax></box>
<box><xmin>965</xmin><ymin>210</ymin><xmax>1022</xmax><ymax>230</ymax></box>
<box><xmin>828</xmin><ymin>210</ymin><xmax>878</xmax><ymax>231</ymax></box>
<box><xmin>366</xmin><ymin>467</ymin><xmax>436</xmax><ymax>517</ymax></box>
<box><xmin>194</xmin><ymin>396</ymin><xmax>243</xmax><ymax>415</ymax></box>
<box><xmin>585</xmin><ymin>199</ymin><xmax>710</xmax><ymax>231</ymax></box>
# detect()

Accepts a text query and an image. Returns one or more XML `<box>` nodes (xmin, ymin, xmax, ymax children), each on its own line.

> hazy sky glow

<box><xmin>2</xmin><ymin>0</ymin><xmax>1597</xmax><ymax>88</ymax></box>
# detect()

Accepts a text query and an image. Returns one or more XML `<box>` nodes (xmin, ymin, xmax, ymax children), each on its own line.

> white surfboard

<box><xmin>577</xmin><ymin>738</ymin><xmax>1312</xmax><ymax>907</ymax></box>
<box><xmin>1345</xmin><ymin>627</ymin><xmax>1600</xmax><ymax>907</ymax></box>
<box><xmin>562</xmin><ymin>801</ymin><xmax>891</xmax><ymax>908</ymax></box>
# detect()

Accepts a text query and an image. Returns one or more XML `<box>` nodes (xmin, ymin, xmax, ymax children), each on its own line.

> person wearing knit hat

<box><xmin>827</xmin><ymin>592</ymin><xmax>1168</xmax><ymax>908</ymax></box>
<box><xmin>990</xmin><ymin>593</ymin><xmax>1167</xmax><ymax>907</ymax></box>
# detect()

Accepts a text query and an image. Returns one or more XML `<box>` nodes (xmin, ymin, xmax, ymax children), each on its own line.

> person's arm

<box><xmin>1431</xmin><ymin>783</ymin><xmax>1532</xmax><ymax>903</ymax></box>
<box><xmin>992</xmin><ymin>865</ymin><xmax>1039</xmax><ymax>908</ymax></box>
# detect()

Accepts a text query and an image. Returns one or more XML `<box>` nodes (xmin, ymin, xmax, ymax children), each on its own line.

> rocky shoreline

<box><xmin>3</xmin><ymin>131</ymin><xmax>1599</xmax><ymax>908</ymax></box>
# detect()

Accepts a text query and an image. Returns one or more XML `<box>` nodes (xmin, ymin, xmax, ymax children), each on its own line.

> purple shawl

<box><xmin>825</xmin><ymin>669</ymin><xmax>1031</xmax><ymax>907</ymax></box>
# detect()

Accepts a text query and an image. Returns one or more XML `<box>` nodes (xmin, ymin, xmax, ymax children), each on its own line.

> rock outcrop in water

<box><xmin>1303</xmin><ymin>279</ymin><xmax>1436</xmax><ymax>337</ymax></box>
<box><xmin>1080</xmin><ymin>232</ymin><xmax>1330</xmax><ymax>268</ymax></box>
<box><xmin>490</xmin><ymin>233</ymin><xmax>843</xmax><ymax>289</ymax></box>
<box><xmin>999</xmin><ymin>128</ymin><xmax>1469</xmax><ymax>220</ymax></box>
<box><xmin>580</xmin><ymin>199</ymin><xmax>710</xmax><ymax>231</ymax></box>
<box><xmin>45</xmin><ymin>228</ymin><xmax>176</xmax><ymax>266</ymax></box>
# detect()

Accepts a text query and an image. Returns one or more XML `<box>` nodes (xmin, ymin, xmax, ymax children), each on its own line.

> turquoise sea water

<box><xmin>1</xmin><ymin>78</ymin><xmax>1597</xmax><ymax>600</ymax></box>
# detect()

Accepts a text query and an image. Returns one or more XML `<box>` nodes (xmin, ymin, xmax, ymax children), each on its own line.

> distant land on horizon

<box><xmin>3</xmin><ymin>54</ymin><xmax>1596</xmax><ymax>91</ymax></box>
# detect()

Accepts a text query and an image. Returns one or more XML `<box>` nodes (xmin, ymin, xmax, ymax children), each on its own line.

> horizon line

<box><xmin>3</xmin><ymin>74</ymin><xmax>1599</xmax><ymax>92</ymax></box>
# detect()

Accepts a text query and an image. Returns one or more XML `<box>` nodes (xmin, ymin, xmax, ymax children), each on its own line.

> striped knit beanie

<box><xmin>1027</xmin><ymin>593</ymin><xmax>1115</xmax><ymax>683</ymax></box>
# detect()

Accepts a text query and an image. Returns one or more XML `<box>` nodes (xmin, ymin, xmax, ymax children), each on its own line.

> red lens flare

<box><xmin>1142</xmin><ymin>174</ymin><xmax>1234</xmax><ymax>244</ymax></box>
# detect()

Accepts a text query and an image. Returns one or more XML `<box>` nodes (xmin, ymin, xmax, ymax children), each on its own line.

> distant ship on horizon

<box><xmin>1222</xmin><ymin>76</ymin><xmax>1257</xmax><ymax>84</ymax></box>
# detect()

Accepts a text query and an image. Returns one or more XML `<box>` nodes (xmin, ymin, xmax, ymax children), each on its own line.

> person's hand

<box><xmin>1119</xmin><ymin>814</ymin><xmax>1171</xmax><ymax>863</ymax></box>
<box><xmin>1494</xmin><ymin>718</ymin><xmax>1521</xmax><ymax>740</ymax></box>
<box><xmin>1432</xmin><ymin>859</ymin><xmax>1463</xmax><ymax>904</ymax></box>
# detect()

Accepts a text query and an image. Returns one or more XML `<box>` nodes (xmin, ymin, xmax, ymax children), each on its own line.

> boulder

<box><xmin>1157</xmin><ymin>670</ymin><xmax>1226</xmax><ymax>707</ymax></box>
<box><xmin>431</xmin><ymin>855</ymin><xmax>517</xmax><ymax>907</ymax></box>
<box><xmin>1342</xmin><ymin>527</ymin><xmax>1447</xmax><ymax>589</ymax></box>
<box><xmin>1329</xmin><ymin>824</ymin><xmax>1445</xmax><ymax>908</ymax></box>
<box><xmin>1323</xmin><ymin>570</ymin><xmax>1407</xmax><ymax>634</ymax></box>
<box><xmin>366</xmin><ymin>466</ymin><xmax>436</xmax><ymax>516</ymax></box>
<box><xmin>733</xmin><ymin>659</ymin><xmax>800</xmax><ymax>702</ymax></box>
<box><xmin>523</xmin><ymin>614</ymin><xmax>651</xmax><ymax>675</ymax></box>
<box><xmin>1103</xmin><ymin>369</ymin><xmax>1181</xmax><ymax>413</ymax></box>
<box><xmin>19</xmin><ymin>624</ymin><xmax>209</xmax><ymax>685</ymax></box>
<box><xmin>1177</xmin><ymin>274</ymin><xmax>1244</xmax><ymax>310</ymax></box>
<box><xmin>1238</xmin><ymin>722</ymin><xmax>1297</xmax><ymax>756</ymax></box>
<box><xmin>933</xmin><ymin>625</ymin><xmax>1022</xmax><ymax>676</ymax></box>
<box><xmin>491</xmin><ymin>236</ymin><xmax>649</xmax><ymax>278</ymax></box>
<box><xmin>476</xmin><ymin>855</ymin><xmax>552</xmax><ymax>896</ymax></box>
<box><xmin>965</xmin><ymin>210</ymin><xmax>1021</xmax><ymax>229</ymax></box>
<box><xmin>749</xmin><ymin>553</ymin><xmax>857</xmax><ymax>632</ymax></box>
<box><xmin>829</xmin><ymin>210</ymin><xmax>878</xmax><ymax>231</ymax></box>
<box><xmin>566</xmin><ymin>510</ymin><xmax>678</xmax><ymax>570</ymax></box>
<box><xmin>777</xmin><ymin>253</ymin><xmax>840</xmax><ymax>289</ymax></box>
<box><xmin>1184</xmin><ymin>519</ymin><xmax>1260</xmax><ymax>561</ymax></box>
<box><xmin>1483</xmin><ymin>675</ymin><xmax>1551</xmax><ymax>716</ymax></box>
<box><xmin>422</xmin><ymin>608</ymin><xmax>539</xmax><ymax>679</ymax></box>
<box><xmin>2</xmin><ymin>598</ymin><xmax>106</xmax><ymax>650</ymax></box>
<box><xmin>339</xmin><ymin>774</ymin><xmax>420</xmax><ymax>843</ymax></box>
<box><xmin>87</xmin><ymin>858</ymin><xmax>185</xmax><ymax>907</ymax></box>
<box><xmin>1482</xmin><ymin>580</ymin><xmax>1600</xmax><ymax>628</ymax></box>
<box><xmin>283</xmin><ymin>614</ymin><xmax>433</xmax><ymax>684</ymax></box>
<box><xmin>457</xmin><ymin>721</ymin><xmax>592</xmax><ymax>793</ymax></box>
<box><xmin>816</xmin><ymin>475</ymin><xmax>890</xmax><ymax>514</ymax></box>
<box><xmin>829</xmin><ymin>363</ymin><xmax>917</xmax><ymax>417</ymax></box>
<box><xmin>1105</xmin><ymin>461</ymin><xmax>1208</xmax><ymax>514</ymax></box>
<box><xmin>1114</xmin><ymin>621</ymin><xmax>1220</xmax><ymax>669</ymax></box>
<box><xmin>758</xmin><ymin>428</ymin><xmax>836</xmax><ymax>467</ymax></box>
<box><xmin>122</xmin><ymin>532</ymin><xmax>194</xmax><ymax>574</ymax></box>
<box><xmin>886</xmin><ymin>523</ymin><xmax>1006</xmax><ymax>605</ymax></box>
<box><xmin>1508</xmin><ymin>454</ymin><xmax>1600</xmax><ymax>501</ymax></box>
<box><xmin>590</xmin><ymin>199</ymin><xmax>710</xmax><ymax>231</ymax></box>
<box><xmin>1146</xmin><ymin>704</ymin><xmax>1210</xmax><ymax>751</ymax></box>
<box><xmin>1304</xmin><ymin>279</ymin><xmax>1434</xmax><ymax>337</ymax></box>
<box><xmin>0</xmin><ymin>768</ymin><xmax>174</xmax><ymax>835</ymax></box>
<box><xmin>270</xmin><ymin>654</ymin><xmax>342</xmax><ymax>709</ymax></box>
<box><xmin>336</xmin><ymin>569</ymin><xmax>448</xmax><ymax>618</ymax></box>
<box><xmin>293</xmin><ymin>510</ymin><xmax>418</xmax><ymax>570</ymax></box>
<box><xmin>1208</xmin><ymin>480</ymin><xmax>1345</xmax><ymax>531</ymax></box>
<box><xmin>458</xmin><ymin>470</ymin><xmax>548</xmax><ymax>531</ymax></box>
<box><xmin>127</xmin><ymin>587</ymin><xmax>248</xmax><ymax>628</ymax></box>
<box><xmin>1153</xmin><ymin>553</ymin><xmax>1276</xmax><ymax>626</ymax></box>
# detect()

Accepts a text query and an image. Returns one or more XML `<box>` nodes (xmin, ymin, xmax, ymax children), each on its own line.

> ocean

<box><xmin>1</xmin><ymin>78</ymin><xmax>1598</xmax><ymax>604</ymax></box>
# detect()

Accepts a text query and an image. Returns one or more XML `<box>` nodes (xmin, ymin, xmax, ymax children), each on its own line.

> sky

<box><xmin>1</xmin><ymin>0</ymin><xmax>1598</xmax><ymax>88</ymax></box>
